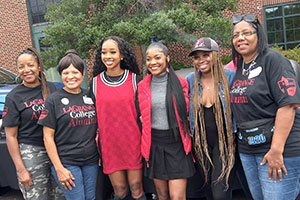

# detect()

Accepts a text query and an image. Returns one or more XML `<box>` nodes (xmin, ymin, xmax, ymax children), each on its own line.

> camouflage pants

<box><xmin>18</xmin><ymin>143</ymin><xmax>65</xmax><ymax>200</ymax></box>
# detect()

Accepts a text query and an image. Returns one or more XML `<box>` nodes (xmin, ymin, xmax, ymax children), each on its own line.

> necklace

<box><xmin>205</xmin><ymin>85</ymin><xmax>211</xmax><ymax>90</ymax></box>
<box><xmin>242</xmin><ymin>55</ymin><xmax>258</xmax><ymax>76</ymax></box>
<box><xmin>105</xmin><ymin>72</ymin><xmax>124</xmax><ymax>82</ymax></box>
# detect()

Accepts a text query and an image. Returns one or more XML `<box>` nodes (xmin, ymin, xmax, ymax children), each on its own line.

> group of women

<box><xmin>3</xmin><ymin>13</ymin><xmax>300</xmax><ymax>200</ymax></box>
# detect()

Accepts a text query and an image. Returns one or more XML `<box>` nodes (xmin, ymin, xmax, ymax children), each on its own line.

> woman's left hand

<box><xmin>261</xmin><ymin>148</ymin><xmax>287</xmax><ymax>182</ymax></box>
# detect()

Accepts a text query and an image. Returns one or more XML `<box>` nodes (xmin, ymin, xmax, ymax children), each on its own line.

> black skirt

<box><xmin>144</xmin><ymin>128</ymin><xmax>195</xmax><ymax>180</ymax></box>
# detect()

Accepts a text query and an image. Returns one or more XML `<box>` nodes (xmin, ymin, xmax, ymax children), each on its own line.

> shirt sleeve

<box><xmin>38</xmin><ymin>97</ymin><xmax>57</xmax><ymax>130</ymax></box>
<box><xmin>266</xmin><ymin>53</ymin><xmax>300</xmax><ymax>107</ymax></box>
<box><xmin>2</xmin><ymin>96</ymin><xmax>20</xmax><ymax>127</ymax></box>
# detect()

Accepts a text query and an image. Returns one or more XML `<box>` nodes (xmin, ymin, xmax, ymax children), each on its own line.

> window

<box><xmin>264</xmin><ymin>2</ymin><xmax>300</xmax><ymax>49</ymax></box>
<box><xmin>28</xmin><ymin>0</ymin><xmax>60</xmax><ymax>24</ymax></box>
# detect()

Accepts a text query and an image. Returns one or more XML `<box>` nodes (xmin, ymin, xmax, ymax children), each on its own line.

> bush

<box><xmin>271</xmin><ymin>45</ymin><xmax>300</xmax><ymax>64</ymax></box>
<box><xmin>221</xmin><ymin>54</ymin><xmax>232</xmax><ymax>65</ymax></box>
<box><xmin>171</xmin><ymin>61</ymin><xmax>193</xmax><ymax>70</ymax></box>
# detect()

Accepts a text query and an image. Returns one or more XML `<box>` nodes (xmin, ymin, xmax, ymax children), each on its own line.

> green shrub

<box><xmin>171</xmin><ymin>61</ymin><xmax>193</xmax><ymax>70</ymax></box>
<box><xmin>271</xmin><ymin>45</ymin><xmax>300</xmax><ymax>64</ymax></box>
<box><xmin>221</xmin><ymin>54</ymin><xmax>232</xmax><ymax>65</ymax></box>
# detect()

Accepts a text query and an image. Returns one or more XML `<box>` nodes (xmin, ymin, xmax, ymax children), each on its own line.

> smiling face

<box><xmin>146</xmin><ymin>47</ymin><xmax>170</xmax><ymax>76</ymax></box>
<box><xmin>101</xmin><ymin>39</ymin><xmax>123</xmax><ymax>74</ymax></box>
<box><xmin>193</xmin><ymin>51</ymin><xmax>213</xmax><ymax>75</ymax></box>
<box><xmin>17</xmin><ymin>53</ymin><xmax>40</xmax><ymax>88</ymax></box>
<box><xmin>232</xmin><ymin>21</ymin><xmax>258</xmax><ymax>62</ymax></box>
<box><xmin>61</xmin><ymin>64</ymin><xmax>83</xmax><ymax>94</ymax></box>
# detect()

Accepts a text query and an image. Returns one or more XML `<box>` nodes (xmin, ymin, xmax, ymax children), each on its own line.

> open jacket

<box><xmin>136</xmin><ymin>73</ymin><xmax>192</xmax><ymax>166</ymax></box>
<box><xmin>186</xmin><ymin>68</ymin><xmax>237</xmax><ymax>135</ymax></box>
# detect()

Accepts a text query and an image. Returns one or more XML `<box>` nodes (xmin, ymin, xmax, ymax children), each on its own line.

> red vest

<box><xmin>137</xmin><ymin>73</ymin><xmax>192</xmax><ymax>165</ymax></box>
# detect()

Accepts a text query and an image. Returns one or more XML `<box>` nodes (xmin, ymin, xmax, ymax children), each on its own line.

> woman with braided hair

<box><xmin>3</xmin><ymin>48</ymin><xmax>64</xmax><ymax>200</ymax></box>
<box><xmin>186</xmin><ymin>37</ymin><xmax>236</xmax><ymax>200</ymax></box>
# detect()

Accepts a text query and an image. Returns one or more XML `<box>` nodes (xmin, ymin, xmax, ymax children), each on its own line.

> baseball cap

<box><xmin>188</xmin><ymin>37</ymin><xmax>219</xmax><ymax>57</ymax></box>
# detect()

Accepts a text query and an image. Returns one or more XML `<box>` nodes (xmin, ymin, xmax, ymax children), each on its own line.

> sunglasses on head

<box><xmin>232</xmin><ymin>13</ymin><xmax>256</xmax><ymax>25</ymax></box>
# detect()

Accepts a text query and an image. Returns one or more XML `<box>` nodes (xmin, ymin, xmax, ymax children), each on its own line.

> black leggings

<box><xmin>195</xmin><ymin>144</ymin><xmax>234</xmax><ymax>200</ymax></box>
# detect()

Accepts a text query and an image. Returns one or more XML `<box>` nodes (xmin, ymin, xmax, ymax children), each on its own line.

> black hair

<box><xmin>232</xmin><ymin>18</ymin><xmax>268</xmax><ymax>66</ymax></box>
<box><xmin>57</xmin><ymin>49</ymin><xmax>84</xmax><ymax>75</ymax></box>
<box><xmin>16</xmin><ymin>47</ymin><xmax>50</xmax><ymax>100</ymax></box>
<box><xmin>148</xmin><ymin>40</ymin><xmax>190</xmax><ymax>135</ymax></box>
<box><xmin>146</xmin><ymin>40</ymin><xmax>169</xmax><ymax>56</ymax></box>
<box><xmin>93</xmin><ymin>36</ymin><xmax>140</xmax><ymax>76</ymax></box>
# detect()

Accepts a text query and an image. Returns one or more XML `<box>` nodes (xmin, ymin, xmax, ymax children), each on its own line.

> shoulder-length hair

<box><xmin>232</xmin><ymin>19</ymin><xmax>268</xmax><ymax>66</ymax></box>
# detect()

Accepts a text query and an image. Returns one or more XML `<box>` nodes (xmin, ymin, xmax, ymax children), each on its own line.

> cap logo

<box><xmin>195</xmin><ymin>39</ymin><xmax>205</xmax><ymax>48</ymax></box>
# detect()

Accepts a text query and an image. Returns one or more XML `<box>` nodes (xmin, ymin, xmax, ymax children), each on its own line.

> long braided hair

<box><xmin>192</xmin><ymin>51</ymin><xmax>235</xmax><ymax>188</ymax></box>
<box><xmin>16</xmin><ymin>48</ymin><xmax>50</xmax><ymax>100</ymax></box>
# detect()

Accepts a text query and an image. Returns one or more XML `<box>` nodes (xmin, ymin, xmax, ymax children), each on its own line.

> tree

<box><xmin>42</xmin><ymin>0</ymin><xmax>238</xmax><ymax>69</ymax></box>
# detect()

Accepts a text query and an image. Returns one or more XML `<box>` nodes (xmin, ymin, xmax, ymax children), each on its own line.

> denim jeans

<box><xmin>239</xmin><ymin>153</ymin><xmax>300</xmax><ymax>200</ymax></box>
<box><xmin>51</xmin><ymin>164</ymin><xmax>98</xmax><ymax>200</ymax></box>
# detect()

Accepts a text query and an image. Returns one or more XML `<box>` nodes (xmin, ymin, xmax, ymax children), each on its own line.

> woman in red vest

<box><xmin>91</xmin><ymin>36</ymin><xmax>145</xmax><ymax>200</ymax></box>
<box><xmin>136</xmin><ymin>40</ymin><xmax>195</xmax><ymax>200</ymax></box>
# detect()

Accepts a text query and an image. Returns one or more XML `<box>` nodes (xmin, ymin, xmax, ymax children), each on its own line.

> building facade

<box><xmin>1</xmin><ymin>0</ymin><xmax>299</xmax><ymax>77</ymax></box>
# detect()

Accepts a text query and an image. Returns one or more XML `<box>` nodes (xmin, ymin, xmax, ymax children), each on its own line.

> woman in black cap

<box><xmin>186</xmin><ymin>37</ymin><xmax>236</xmax><ymax>199</ymax></box>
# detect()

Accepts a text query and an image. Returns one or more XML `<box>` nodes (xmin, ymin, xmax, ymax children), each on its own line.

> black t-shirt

<box><xmin>38</xmin><ymin>88</ymin><xmax>98</xmax><ymax>166</ymax></box>
<box><xmin>230</xmin><ymin>49</ymin><xmax>300</xmax><ymax>156</ymax></box>
<box><xmin>3</xmin><ymin>83</ymin><xmax>56</xmax><ymax>146</ymax></box>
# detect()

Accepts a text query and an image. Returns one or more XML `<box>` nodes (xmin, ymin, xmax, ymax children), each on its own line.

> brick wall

<box><xmin>0</xmin><ymin>0</ymin><xmax>32</xmax><ymax>73</ymax></box>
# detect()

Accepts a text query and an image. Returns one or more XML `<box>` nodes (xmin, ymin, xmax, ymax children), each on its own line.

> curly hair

<box><xmin>93</xmin><ymin>36</ymin><xmax>140</xmax><ymax>77</ymax></box>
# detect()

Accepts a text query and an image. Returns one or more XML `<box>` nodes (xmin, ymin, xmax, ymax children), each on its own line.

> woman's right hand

<box><xmin>17</xmin><ymin>168</ymin><xmax>32</xmax><ymax>187</ymax></box>
<box><xmin>56</xmin><ymin>167</ymin><xmax>75</xmax><ymax>190</ymax></box>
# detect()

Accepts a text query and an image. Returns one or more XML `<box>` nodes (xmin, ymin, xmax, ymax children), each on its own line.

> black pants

<box><xmin>95</xmin><ymin>166</ymin><xmax>113</xmax><ymax>200</ymax></box>
<box><xmin>197</xmin><ymin>144</ymin><xmax>233</xmax><ymax>200</ymax></box>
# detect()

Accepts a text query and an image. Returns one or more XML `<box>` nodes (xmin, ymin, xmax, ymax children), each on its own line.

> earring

<box><xmin>121</xmin><ymin>58</ymin><xmax>123</xmax><ymax>60</ymax></box>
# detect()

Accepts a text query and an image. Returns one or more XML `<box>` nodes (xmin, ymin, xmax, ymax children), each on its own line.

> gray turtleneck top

<box><xmin>150</xmin><ymin>71</ymin><xmax>169</xmax><ymax>130</ymax></box>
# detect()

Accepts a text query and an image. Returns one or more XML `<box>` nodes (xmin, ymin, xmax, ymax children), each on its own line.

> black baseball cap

<box><xmin>188</xmin><ymin>37</ymin><xmax>219</xmax><ymax>57</ymax></box>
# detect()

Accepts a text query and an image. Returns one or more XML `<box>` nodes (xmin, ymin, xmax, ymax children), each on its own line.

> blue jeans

<box><xmin>51</xmin><ymin>164</ymin><xmax>98</xmax><ymax>200</ymax></box>
<box><xmin>239</xmin><ymin>153</ymin><xmax>300</xmax><ymax>200</ymax></box>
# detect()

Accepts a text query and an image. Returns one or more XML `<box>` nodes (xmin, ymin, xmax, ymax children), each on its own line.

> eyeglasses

<box><xmin>232</xmin><ymin>31</ymin><xmax>256</xmax><ymax>39</ymax></box>
<box><xmin>232</xmin><ymin>14</ymin><xmax>256</xmax><ymax>25</ymax></box>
